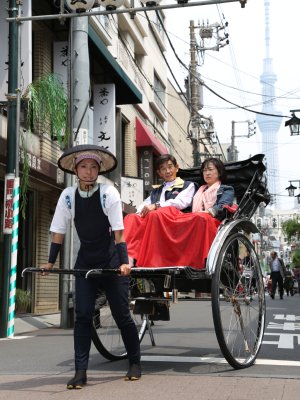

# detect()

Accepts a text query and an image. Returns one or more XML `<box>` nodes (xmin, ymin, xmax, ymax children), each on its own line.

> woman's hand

<box><xmin>119</xmin><ymin>264</ymin><xmax>131</xmax><ymax>276</ymax></box>
<box><xmin>40</xmin><ymin>263</ymin><xmax>54</xmax><ymax>276</ymax></box>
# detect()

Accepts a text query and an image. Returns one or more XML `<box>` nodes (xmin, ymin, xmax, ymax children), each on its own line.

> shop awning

<box><xmin>88</xmin><ymin>26</ymin><xmax>143</xmax><ymax>105</ymax></box>
<box><xmin>136</xmin><ymin>117</ymin><xmax>168</xmax><ymax>155</ymax></box>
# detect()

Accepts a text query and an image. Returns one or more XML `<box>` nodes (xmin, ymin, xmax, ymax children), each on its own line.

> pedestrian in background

<box><xmin>269</xmin><ymin>251</ymin><xmax>286</xmax><ymax>299</ymax></box>
<box><xmin>293</xmin><ymin>266</ymin><xmax>300</xmax><ymax>294</ymax></box>
<box><xmin>41</xmin><ymin>144</ymin><xmax>141</xmax><ymax>389</ymax></box>
<box><xmin>284</xmin><ymin>265</ymin><xmax>294</xmax><ymax>296</ymax></box>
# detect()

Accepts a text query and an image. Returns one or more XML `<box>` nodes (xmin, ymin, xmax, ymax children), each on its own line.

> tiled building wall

<box><xmin>34</xmin><ymin>188</ymin><xmax>60</xmax><ymax>313</ymax></box>
<box><xmin>122</xmin><ymin>105</ymin><xmax>139</xmax><ymax>178</ymax></box>
<box><xmin>31</xmin><ymin>28</ymin><xmax>61</xmax><ymax>313</ymax></box>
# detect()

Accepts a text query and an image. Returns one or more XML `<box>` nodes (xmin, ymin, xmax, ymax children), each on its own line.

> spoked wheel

<box><xmin>211</xmin><ymin>232</ymin><xmax>265</xmax><ymax>369</ymax></box>
<box><xmin>91</xmin><ymin>278</ymin><xmax>148</xmax><ymax>361</ymax></box>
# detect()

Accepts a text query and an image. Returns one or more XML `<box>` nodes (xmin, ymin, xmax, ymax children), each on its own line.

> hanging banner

<box><xmin>3</xmin><ymin>173</ymin><xmax>15</xmax><ymax>234</ymax></box>
<box><xmin>93</xmin><ymin>83</ymin><xmax>116</xmax><ymax>155</ymax></box>
<box><xmin>53</xmin><ymin>41</ymin><xmax>69</xmax><ymax>91</ymax></box>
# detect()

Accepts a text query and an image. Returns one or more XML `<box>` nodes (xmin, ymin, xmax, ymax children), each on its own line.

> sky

<box><xmin>164</xmin><ymin>0</ymin><xmax>300</xmax><ymax>210</ymax></box>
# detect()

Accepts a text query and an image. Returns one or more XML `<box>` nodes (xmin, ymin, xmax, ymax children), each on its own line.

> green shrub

<box><xmin>15</xmin><ymin>289</ymin><xmax>31</xmax><ymax>313</ymax></box>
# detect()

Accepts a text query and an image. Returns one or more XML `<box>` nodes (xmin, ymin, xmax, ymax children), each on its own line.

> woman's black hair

<box><xmin>200</xmin><ymin>157</ymin><xmax>226</xmax><ymax>182</ymax></box>
<box><xmin>155</xmin><ymin>154</ymin><xmax>178</xmax><ymax>170</ymax></box>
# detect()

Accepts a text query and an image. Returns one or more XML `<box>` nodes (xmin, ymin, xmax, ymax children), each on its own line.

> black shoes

<box><xmin>67</xmin><ymin>370</ymin><xmax>87</xmax><ymax>389</ymax></box>
<box><xmin>125</xmin><ymin>363</ymin><xmax>142</xmax><ymax>381</ymax></box>
<box><xmin>66</xmin><ymin>364</ymin><xmax>141</xmax><ymax>388</ymax></box>
<box><xmin>270</xmin><ymin>294</ymin><xmax>274</xmax><ymax>299</ymax></box>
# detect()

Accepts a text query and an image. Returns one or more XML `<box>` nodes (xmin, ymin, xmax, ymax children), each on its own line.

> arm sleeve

<box><xmin>50</xmin><ymin>190</ymin><xmax>72</xmax><ymax>234</ymax></box>
<box><xmin>160</xmin><ymin>183</ymin><xmax>196</xmax><ymax>210</ymax></box>
<box><xmin>210</xmin><ymin>186</ymin><xmax>235</xmax><ymax>217</ymax></box>
<box><xmin>104</xmin><ymin>186</ymin><xmax>125</xmax><ymax>231</ymax></box>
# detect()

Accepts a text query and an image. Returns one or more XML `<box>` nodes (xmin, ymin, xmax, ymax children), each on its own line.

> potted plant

<box><xmin>15</xmin><ymin>289</ymin><xmax>31</xmax><ymax>314</ymax></box>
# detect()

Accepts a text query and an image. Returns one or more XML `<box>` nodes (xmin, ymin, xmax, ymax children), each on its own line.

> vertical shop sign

<box><xmin>3</xmin><ymin>174</ymin><xmax>15</xmax><ymax>234</ymax></box>
<box><xmin>53</xmin><ymin>41</ymin><xmax>69</xmax><ymax>91</ymax></box>
<box><xmin>93</xmin><ymin>83</ymin><xmax>116</xmax><ymax>155</ymax></box>
<box><xmin>140</xmin><ymin>148</ymin><xmax>153</xmax><ymax>193</ymax></box>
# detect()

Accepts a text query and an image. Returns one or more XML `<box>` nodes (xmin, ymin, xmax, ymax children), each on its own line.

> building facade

<box><xmin>0</xmin><ymin>0</ymin><xmax>196</xmax><ymax>314</ymax></box>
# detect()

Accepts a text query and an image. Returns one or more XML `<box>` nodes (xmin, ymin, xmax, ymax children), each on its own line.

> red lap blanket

<box><xmin>124</xmin><ymin>206</ymin><xmax>220</xmax><ymax>269</ymax></box>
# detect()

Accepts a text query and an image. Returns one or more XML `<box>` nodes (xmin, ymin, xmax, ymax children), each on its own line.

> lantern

<box><xmin>65</xmin><ymin>0</ymin><xmax>95</xmax><ymax>11</ymax></box>
<box><xmin>98</xmin><ymin>0</ymin><xmax>124</xmax><ymax>10</ymax></box>
<box><xmin>140</xmin><ymin>0</ymin><xmax>162</xmax><ymax>7</ymax></box>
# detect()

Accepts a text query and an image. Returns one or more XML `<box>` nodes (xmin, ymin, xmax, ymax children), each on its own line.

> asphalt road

<box><xmin>0</xmin><ymin>292</ymin><xmax>299</xmax><ymax>399</ymax></box>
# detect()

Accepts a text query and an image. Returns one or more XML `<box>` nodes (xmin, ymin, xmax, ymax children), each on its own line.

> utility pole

<box><xmin>228</xmin><ymin>119</ymin><xmax>256</xmax><ymax>161</ymax></box>
<box><xmin>0</xmin><ymin>0</ymin><xmax>20</xmax><ymax>338</ymax></box>
<box><xmin>188</xmin><ymin>19</ymin><xmax>229</xmax><ymax>166</ymax></box>
<box><xmin>230</xmin><ymin>121</ymin><xmax>237</xmax><ymax>161</ymax></box>
<box><xmin>189</xmin><ymin>20</ymin><xmax>201</xmax><ymax>167</ymax></box>
<box><xmin>60</xmin><ymin>11</ymin><xmax>90</xmax><ymax>329</ymax></box>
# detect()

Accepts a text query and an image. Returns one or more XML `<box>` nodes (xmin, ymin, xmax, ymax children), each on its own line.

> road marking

<box><xmin>263</xmin><ymin>332</ymin><xmax>300</xmax><ymax>349</ymax></box>
<box><xmin>142</xmin><ymin>355</ymin><xmax>227</xmax><ymax>364</ymax></box>
<box><xmin>141</xmin><ymin>355</ymin><xmax>300</xmax><ymax>366</ymax></box>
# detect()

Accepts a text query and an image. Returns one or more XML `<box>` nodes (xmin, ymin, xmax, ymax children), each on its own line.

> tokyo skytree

<box><xmin>256</xmin><ymin>0</ymin><xmax>282</xmax><ymax>207</ymax></box>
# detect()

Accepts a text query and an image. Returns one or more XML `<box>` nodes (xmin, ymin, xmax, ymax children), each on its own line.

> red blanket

<box><xmin>124</xmin><ymin>207</ymin><xmax>220</xmax><ymax>269</ymax></box>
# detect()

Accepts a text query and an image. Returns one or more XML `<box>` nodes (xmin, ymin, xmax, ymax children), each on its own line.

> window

<box><xmin>154</xmin><ymin>73</ymin><xmax>165</xmax><ymax>115</ymax></box>
<box><xmin>153</xmin><ymin>10</ymin><xmax>165</xmax><ymax>39</ymax></box>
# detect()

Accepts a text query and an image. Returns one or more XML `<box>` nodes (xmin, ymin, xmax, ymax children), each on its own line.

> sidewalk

<box><xmin>14</xmin><ymin>312</ymin><xmax>61</xmax><ymax>335</ymax></box>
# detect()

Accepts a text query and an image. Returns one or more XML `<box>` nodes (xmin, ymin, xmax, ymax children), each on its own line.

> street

<box><xmin>0</xmin><ymin>293</ymin><xmax>299</xmax><ymax>399</ymax></box>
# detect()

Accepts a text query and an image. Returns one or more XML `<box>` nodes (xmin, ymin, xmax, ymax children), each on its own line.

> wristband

<box><xmin>48</xmin><ymin>242</ymin><xmax>62</xmax><ymax>264</ymax></box>
<box><xmin>116</xmin><ymin>242</ymin><xmax>129</xmax><ymax>265</ymax></box>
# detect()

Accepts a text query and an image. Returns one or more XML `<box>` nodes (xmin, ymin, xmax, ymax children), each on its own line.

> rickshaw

<box><xmin>23</xmin><ymin>153</ymin><xmax>270</xmax><ymax>370</ymax></box>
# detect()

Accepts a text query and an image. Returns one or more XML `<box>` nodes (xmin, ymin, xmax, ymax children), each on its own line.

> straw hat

<box><xmin>58</xmin><ymin>144</ymin><xmax>117</xmax><ymax>175</ymax></box>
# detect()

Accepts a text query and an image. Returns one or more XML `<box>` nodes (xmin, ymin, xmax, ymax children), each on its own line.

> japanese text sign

<box><xmin>93</xmin><ymin>83</ymin><xmax>116</xmax><ymax>155</ymax></box>
<box><xmin>3</xmin><ymin>174</ymin><xmax>15</xmax><ymax>234</ymax></box>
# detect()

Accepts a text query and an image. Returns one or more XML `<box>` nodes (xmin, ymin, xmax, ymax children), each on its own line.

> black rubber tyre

<box><xmin>91</xmin><ymin>278</ymin><xmax>148</xmax><ymax>361</ymax></box>
<box><xmin>211</xmin><ymin>233</ymin><xmax>265</xmax><ymax>369</ymax></box>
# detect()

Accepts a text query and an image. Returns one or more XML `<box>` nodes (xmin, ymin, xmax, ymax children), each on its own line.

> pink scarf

<box><xmin>192</xmin><ymin>181</ymin><xmax>221</xmax><ymax>212</ymax></box>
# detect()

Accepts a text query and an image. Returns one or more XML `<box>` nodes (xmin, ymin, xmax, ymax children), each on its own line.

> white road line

<box><xmin>142</xmin><ymin>355</ymin><xmax>227</xmax><ymax>364</ymax></box>
<box><xmin>141</xmin><ymin>355</ymin><xmax>300</xmax><ymax>366</ymax></box>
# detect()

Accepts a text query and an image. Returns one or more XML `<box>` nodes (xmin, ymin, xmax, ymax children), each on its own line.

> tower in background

<box><xmin>256</xmin><ymin>0</ymin><xmax>282</xmax><ymax>207</ymax></box>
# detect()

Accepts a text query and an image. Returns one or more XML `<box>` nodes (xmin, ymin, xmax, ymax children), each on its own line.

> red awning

<box><xmin>136</xmin><ymin>117</ymin><xmax>168</xmax><ymax>155</ymax></box>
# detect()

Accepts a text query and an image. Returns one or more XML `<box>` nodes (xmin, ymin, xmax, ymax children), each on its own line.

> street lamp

<box><xmin>285</xmin><ymin>110</ymin><xmax>300</xmax><ymax>136</ymax></box>
<box><xmin>286</xmin><ymin>180</ymin><xmax>300</xmax><ymax>204</ymax></box>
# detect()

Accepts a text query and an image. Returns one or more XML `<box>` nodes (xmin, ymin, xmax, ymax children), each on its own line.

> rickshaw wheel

<box><xmin>211</xmin><ymin>232</ymin><xmax>265</xmax><ymax>369</ymax></box>
<box><xmin>91</xmin><ymin>278</ymin><xmax>148</xmax><ymax>361</ymax></box>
